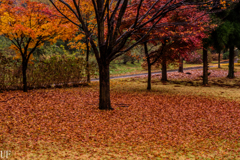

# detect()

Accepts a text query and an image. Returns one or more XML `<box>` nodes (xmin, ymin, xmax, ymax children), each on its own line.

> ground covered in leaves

<box><xmin>138</xmin><ymin>68</ymin><xmax>240</xmax><ymax>87</ymax></box>
<box><xmin>0</xmin><ymin>68</ymin><xmax>240</xmax><ymax>159</ymax></box>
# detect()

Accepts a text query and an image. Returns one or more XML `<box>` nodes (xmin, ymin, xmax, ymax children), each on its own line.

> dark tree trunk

<box><xmin>178</xmin><ymin>55</ymin><xmax>183</xmax><ymax>72</ymax></box>
<box><xmin>203</xmin><ymin>47</ymin><xmax>208</xmax><ymax>85</ymax></box>
<box><xmin>147</xmin><ymin>61</ymin><xmax>151</xmax><ymax>90</ymax></box>
<box><xmin>223</xmin><ymin>48</ymin><xmax>227</xmax><ymax>54</ymax></box>
<box><xmin>86</xmin><ymin>39</ymin><xmax>90</xmax><ymax>83</ymax></box>
<box><xmin>227</xmin><ymin>46</ymin><xmax>235</xmax><ymax>78</ymax></box>
<box><xmin>123</xmin><ymin>55</ymin><xmax>128</xmax><ymax>64</ymax></box>
<box><xmin>131</xmin><ymin>57</ymin><xmax>134</xmax><ymax>64</ymax></box>
<box><xmin>144</xmin><ymin>42</ymin><xmax>151</xmax><ymax>90</ymax></box>
<box><xmin>161</xmin><ymin>55</ymin><xmax>167</xmax><ymax>82</ymax></box>
<box><xmin>218</xmin><ymin>51</ymin><xmax>221</xmax><ymax>68</ymax></box>
<box><xmin>22</xmin><ymin>59</ymin><xmax>28</xmax><ymax>92</ymax></box>
<box><xmin>99</xmin><ymin>63</ymin><xmax>113</xmax><ymax>110</ymax></box>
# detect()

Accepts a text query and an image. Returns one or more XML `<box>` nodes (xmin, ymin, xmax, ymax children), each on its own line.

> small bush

<box><xmin>207</xmin><ymin>52</ymin><xmax>212</xmax><ymax>63</ymax></box>
<box><xmin>223</xmin><ymin>51</ymin><xmax>229</xmax><ymax>60</ymax></box>
<box><xmin>186</xmin><ymin>52</ymin><xmax>202</xmax><ymax>64</ymax></box>
<box><xmin>212</xmin><ymin>53</ymin><xmax>223</xmax><ymax>61</ymax></box>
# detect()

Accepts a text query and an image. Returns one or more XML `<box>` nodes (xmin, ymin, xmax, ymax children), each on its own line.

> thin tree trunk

<box><xmin>203</xmin><ymin>47</ymin><xmax>208</xmax><ymax>85</ymax></box>
<box><xmin>22</xmin><ymin>59</ymin><xmax>28</xmax><ymax>92</ymax></box>
<box><xmin>147</xmin><ymin>61</ymin><xmax>151</xmax><ymax>90</ymax></box>
<box><xmin>131</xmin><ymin>57</ymin><xmax>135</xmax><ymax>64</ymax></box>
<box><xmin>227</xmin><ymin>46</ymin><xmax>235</xmax><ymax>78</ymax></box>
<box><xmin>161</xmin><ymin>55</ymin><xmax>167</xmax><ymax>82</ymax></box>
<box><xmin>218</xmin><ymin>51</ymin><xmax>221</xmax><ymax>68</ymax></box>
<box><xmin>123</xmin><ymin>55</ymin><xmax>128</xmax><ymax>64</ymax></box>
<box><xmin>144</xmin><ymin>42</ymin><xmax>151</xmax><ymax>90</ymax></box>
<box><xmin>86</xmin><ymin>39</ymin><xmax>90</xmax><ymax>83</ymax></box>
<box><xmin>99</xmin><ymin>63</ymin><xmax>113</xmax><ymax>110</ymax></box>
<box><xmin>178</xmin><ymin>55</ymin><xmax>183</xmax><ymax>72</ymax></box>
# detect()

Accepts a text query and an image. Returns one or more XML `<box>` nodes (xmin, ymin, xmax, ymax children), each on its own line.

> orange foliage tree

<box><xmin>61</xmin><ymin>0</ymin><xmax>97</xmax><ymax>83</ymax></box>
<box><xmin>0</xmin><ymin>0</ymin><xmax>76</xmax><ymax>92</ymax></box>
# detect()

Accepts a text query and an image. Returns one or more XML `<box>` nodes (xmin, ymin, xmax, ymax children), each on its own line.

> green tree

<box><xmin>212</xmin><ymin>2</ymin><xmax>240</xmax><ymax>78</ymax></box>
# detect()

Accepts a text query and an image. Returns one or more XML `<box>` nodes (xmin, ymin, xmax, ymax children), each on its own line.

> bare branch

<box><xmin>49</xmin><ymin>0</ymin><xmax>80</xmax><ymax>26</ymax></box>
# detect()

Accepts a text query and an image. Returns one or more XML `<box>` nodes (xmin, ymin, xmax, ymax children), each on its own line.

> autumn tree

<box><xmin>49</xmin><ymin>0</ymin><xmax>234</xmax><ymax>110</ymax></box>
<box><xmin>65</xmin><ymin>0</ymin><xmax>97</xmax><ymax>83</ymax></box>
<box><xmin>137</xmin><ymin>5</ymin><xmax>211</xmax><ymax>88</ymax></box>
<box><xmin>0</xmin><ymin>0</ymin><xmax>75</xmax><ymax>92</ymax></box>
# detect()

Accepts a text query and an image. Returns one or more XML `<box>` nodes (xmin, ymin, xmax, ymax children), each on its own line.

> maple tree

<box><xmin>132</xmin><ymin>5</ymin><xmax>211</xmax><ymax>89</ymax></box>
<box><xmin>65</xmin><ymin>0</ymin><xmax>97</xmax><ymax>83</ymax></box>
<box><xmin>0</xmin><ymin>0</ymin><xmax>76</xmax><ymax>92</ymax></box>
<box><xmin>50</xmin><ymin>0</ymin><xmax>235</xmax><ymax>110</ymax></box>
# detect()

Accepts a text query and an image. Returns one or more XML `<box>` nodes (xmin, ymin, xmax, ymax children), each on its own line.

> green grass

<box><xmin>109</xmin><ymin>60</ymin><xmax>203</xmax><ymax>77</ymax></box>
<box><xmin>211</xmin><ymin>60</ymin><xmax>229</xmax><ymax>64</ymax></box>
<box><xmin>109</xmin><ymin>61</ymin><xmax>146</xmax><ymax>76</ymax></box>
<box><xmin>108</xmin><ymin>60</ymin><xmax>232</xmax><ymax>77</ymax></box>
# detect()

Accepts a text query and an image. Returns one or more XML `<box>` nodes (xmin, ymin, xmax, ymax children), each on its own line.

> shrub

<box><xmin>185</xmin><ymin>52</ymin><xmax>203</xmax><ymax>64</ymax></box>
<box><xmin>223</xmin><ymin>51</ymin><xmax>229</xmax><ymax>60</ymax></box>
<box><xmin>0</xmin><ymin>53</ymin><xmax>98</xmax><ymax>90</ymax></box>
<box><xmin>212</xmin><ymin>53</ymin><xmax>223</xmax><ymax>61</ymax></box>
<box><xmin>207</xmin><ymin>52</ymin><xmax>212</xmax><ymax>63</ymax></box>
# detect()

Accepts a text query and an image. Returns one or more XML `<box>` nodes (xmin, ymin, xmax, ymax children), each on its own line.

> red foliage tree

<box><xmin>124</xmin><ymin>4</ymin><xmax>212</xmax><ymax>89</ymax></box>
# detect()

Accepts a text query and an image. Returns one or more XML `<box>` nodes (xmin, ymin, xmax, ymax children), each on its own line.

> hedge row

<box><xmin>0</xmin><ymin>53</ymin><xmax>98</xmax><ymax>90</ymax></box>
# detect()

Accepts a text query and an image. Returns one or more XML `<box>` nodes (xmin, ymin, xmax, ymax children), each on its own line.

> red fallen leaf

<box><xmin>0</xmin><ymin>88</ymin><xmax>239</xmax><ymax>147</ymax></box>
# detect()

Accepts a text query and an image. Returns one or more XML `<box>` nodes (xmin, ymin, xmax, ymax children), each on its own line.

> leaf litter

<box><xmin>1</xmin><ymin>68</ymin><xmax>240</xmax><ymax>158</ymax></box>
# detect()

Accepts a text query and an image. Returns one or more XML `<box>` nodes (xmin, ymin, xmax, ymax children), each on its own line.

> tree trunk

<box><xmin>99</xmin><ymin>63</ymin><xmax>113</xmax><ymax>110</ymax></box>
<box><xmin>131</xmin><ymin>57</ymin><xmax>135</xmax><ymax>64</ymax></box>
<box><xmin>22</xmin><ymin>59</ymin><xmax>28</xmax><ymax>92</ymax></box>
<box><xmin>218</xmin><ymin>51</ymin><xmax>221</xmax><ymax>68</ymax></box>
<box><xmin>161</xmin><ymin>55</ymin><xmax>167</xmax><ymax>82</ymax></box>
<box><xmin>203</xmin><ymin>47</ymin><xmax>208</xmax><ymax>85</ymax></box>
<box><xmin>86</xmin><ymin>39</ymin><xmax>90</xmax><ymax>83</ymax></box>
<box><xmin>123</xmin><ymin>55</ymin><xmax>128</xmax><ymax>64</ymax></box>
<box><xmin>144</xmin><ymin>42</ymin><xmax>151</xmax><ymax>90</ymax></box>
<box><xmin>227</xmin><ymin>46</ymin><xmax>235</xmax><ymax>78</ymax></box>
<box><xmin>147</xmin><ymin>62</ymin><xmax>151</xmax><ymax>90</ymax></box>
<box><xmin>178</xmin><ymin>55</ymin><xmax>183</xmax><ymax>72</ymax></box>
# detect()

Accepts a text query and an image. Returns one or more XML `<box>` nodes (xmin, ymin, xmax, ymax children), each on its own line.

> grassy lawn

<box><xmin>0</xmin><ymin>67</ymin><xmax>240</xmax><ymax>159</ymax></box>
<box><xmin>108</xmin><ymin>60</ymin><xmax>231</xmax><ymax>77</ymax></box>
<box><xmin>108</xmin><ymin>61</ymin><xmax>200</xmax><ymax>77</ymax></box>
